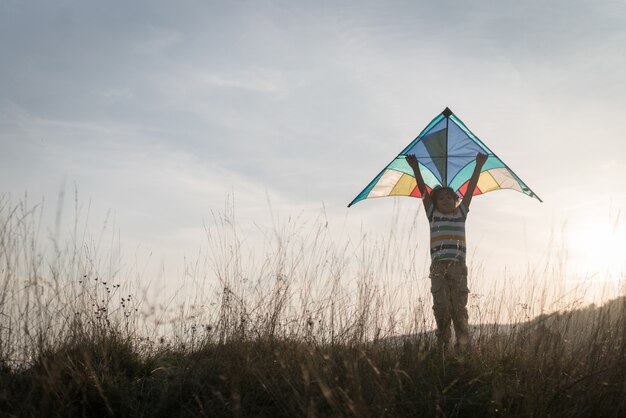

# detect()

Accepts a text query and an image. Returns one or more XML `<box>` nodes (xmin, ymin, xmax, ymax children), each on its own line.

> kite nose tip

<box><xmin>442</xmin><ymin>107</ymin><xmax>453</xmax><ymax>117</ymax></box>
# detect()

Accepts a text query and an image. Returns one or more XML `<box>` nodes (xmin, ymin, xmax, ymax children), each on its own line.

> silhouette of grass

<box><xmin>0</xmin><ymin>195</ymin><xmax>624</xmax><ymax>416</ymax></box>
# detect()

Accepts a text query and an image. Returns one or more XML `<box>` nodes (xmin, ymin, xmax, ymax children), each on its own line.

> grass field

<box><xmin>1</xmin><ymin>196</ymin><xmax>624</xmax><ymax>417</ymax></box>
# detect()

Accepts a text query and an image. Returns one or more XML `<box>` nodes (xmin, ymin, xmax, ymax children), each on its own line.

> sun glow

<box><xmin>567</xmin><ymin>215</ymin><xmax>625</xmax><ymax>279</ymax></box>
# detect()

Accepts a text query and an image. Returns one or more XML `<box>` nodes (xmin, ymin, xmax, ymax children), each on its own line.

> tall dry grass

<box><xmin>0</xmin><ymin>194</ymin><xmax>625</xmax><ymax>417</ymax></box>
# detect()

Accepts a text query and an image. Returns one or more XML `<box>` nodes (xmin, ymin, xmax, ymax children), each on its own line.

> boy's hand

<box><xmin>405</xmin><ymin>153</ymin><xmax>430</xmax><ymax>208</ymax></box>
<box><xmin>462</xmin><ymin>152</ymin><xmax>488</xmax><ymax>209</ymax></box>
<box><xmin>476</xmin><ymin>152</ymin><xmax>488</xmax><ymax>167</ymax></box>
<box><xmin>405</xmin><ymin>154</ymin><xmax>419</xmax><ymax>169</ymax></box>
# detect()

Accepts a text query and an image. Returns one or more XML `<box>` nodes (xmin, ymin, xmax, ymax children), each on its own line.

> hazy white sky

<box><xmin>1</xmin><ymin>0</ymin><xmax>625</xmax><ymax>304</ymax></box>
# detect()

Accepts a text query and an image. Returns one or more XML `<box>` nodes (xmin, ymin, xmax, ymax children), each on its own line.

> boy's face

<box><xmin>435</xmin><ymin>191</ymin><xmax>457</xmax><ymax>213</ymax></box>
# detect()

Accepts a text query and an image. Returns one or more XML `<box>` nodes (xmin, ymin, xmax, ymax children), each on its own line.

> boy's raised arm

<box><xmin>405</xmin><ymin>154</ymin><xmax>431</xmax><ymax>209</ymax></box>
<box><xmin>460</xmin><ymin>152</ymin><xmax>488</xmax><ymax>209</ymax></box>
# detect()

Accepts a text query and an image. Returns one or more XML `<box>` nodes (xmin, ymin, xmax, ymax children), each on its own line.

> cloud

<box><xmin>131</xmin><ymin>25</ymin><xmax>183</xmax><ymax>54</ymax></box>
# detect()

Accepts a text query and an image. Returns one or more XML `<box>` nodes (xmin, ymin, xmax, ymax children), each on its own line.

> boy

<box><xmin>406</xmin><ymin>152</ymin><xmax>487</xmax><ymax>351</ymax></box>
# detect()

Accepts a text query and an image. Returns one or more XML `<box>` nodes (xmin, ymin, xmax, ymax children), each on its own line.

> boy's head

<box><xmin>431</xmin><ymin>186</ymin><xmax>459</xmax><ymax>213</ymax></box>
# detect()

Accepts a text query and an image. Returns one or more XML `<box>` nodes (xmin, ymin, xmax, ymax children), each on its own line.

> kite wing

<box><xmin>348</xmin><ymin>107</ymin><xmax>541</xmax><ymax>207</ymax></box>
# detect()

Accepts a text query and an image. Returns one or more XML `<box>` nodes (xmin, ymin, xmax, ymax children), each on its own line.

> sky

<box><xmin>1</xmin><ymin>0</ymin><xmax>625</xmax><ymax>311</ymax></box>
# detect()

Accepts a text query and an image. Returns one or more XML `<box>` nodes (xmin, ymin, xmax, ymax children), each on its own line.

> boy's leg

<box><xmin>430</xmin><ymin>262</ymin><xmax>452</xmax><ymax>349</ymax></box>
<box><xmin>449</xmin><ymin>263</ymin><xmax>470</xmax><ymax>348</ymax></box>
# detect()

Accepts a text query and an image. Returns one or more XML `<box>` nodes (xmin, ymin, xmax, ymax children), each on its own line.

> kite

<box><xmin>348</xmin><ymin>107</ymin><xmax>541</xmax><ymax>207</ymax></box>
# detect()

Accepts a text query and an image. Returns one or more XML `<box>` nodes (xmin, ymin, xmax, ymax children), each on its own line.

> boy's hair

<box><xmin>430</xmin><ymin>186</ymin><xmax>460</xmax><ymax>204</ymax></box>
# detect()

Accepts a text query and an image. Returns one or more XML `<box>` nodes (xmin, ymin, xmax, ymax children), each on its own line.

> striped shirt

<box><xmin>426</xmin><ymin>203</ymin><xmax>469</xmax><ymax>262</ymax></box>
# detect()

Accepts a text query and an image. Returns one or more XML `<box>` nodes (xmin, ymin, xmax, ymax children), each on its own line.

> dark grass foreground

<box><xmin>2</xmin><ymin>299</ymin><xmax>625</xmax><ymax>417</ymax></box>
<box><xmin>1</xmin><ymin>198</ymin><xmax>625</xmax><ymax>417</ymax></box>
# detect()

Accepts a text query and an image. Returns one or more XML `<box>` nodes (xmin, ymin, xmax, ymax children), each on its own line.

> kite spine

<box><xmin>444</xmin><ymin>114</ymin><xmax>449</xmax><ymax>186</ymax></box>
<box><xmin>441</xmin><ymin>106</ymin><xmax>453</xmax><ymax>186</ymax></box>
